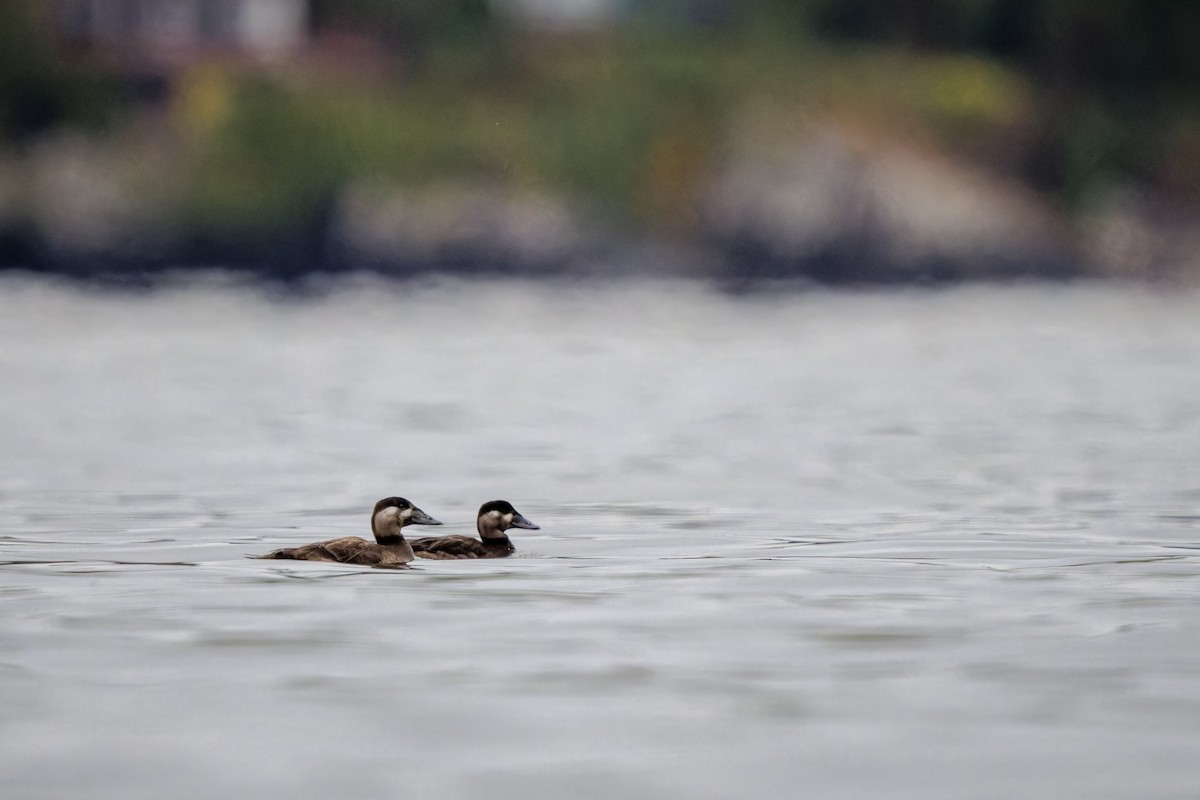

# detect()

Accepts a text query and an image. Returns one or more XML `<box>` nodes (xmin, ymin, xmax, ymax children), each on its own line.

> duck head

<box><xmin>476</xmin><ymin>499</ymin><xmax>539</xmax><ymax>540</ymax></box>
<box><xmin>371</xmin><ymin>497</ymin><xmax>442</xmax><ymax>545</ymax></box>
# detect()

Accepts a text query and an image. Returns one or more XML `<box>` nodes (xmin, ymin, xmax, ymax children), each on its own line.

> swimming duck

<box><xmin>409</xmin><ymin>500</ymin><xmax>539</xmax><ymax>559</ymax></box>
<box><xmin>257</xmin><ymin>497</ymin><xmax>441</xmax><ymax>566</ymax></box>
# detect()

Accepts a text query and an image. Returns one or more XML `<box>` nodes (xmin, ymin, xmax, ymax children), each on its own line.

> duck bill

<box><xmin>509</xmin><ymin>512</ymin><xmax>539</xmax><ymax>530</ymax></box>
<box><xmin>410</xmin><ymin>507</ymin><xmax>443</xmax><ymax>526</ymax></box>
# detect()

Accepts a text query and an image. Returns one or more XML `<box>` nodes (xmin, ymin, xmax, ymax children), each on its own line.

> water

<box><xmin>1</xmin><ymin>276</ymin><xmax>1198</xmax><ymax>799</ymax></box>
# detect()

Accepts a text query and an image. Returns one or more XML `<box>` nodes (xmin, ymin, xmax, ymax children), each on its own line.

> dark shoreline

<box><xmin>0</xmin><ymin>224</ymin><xmax>1088</xmax><ymax>290</ymax></box>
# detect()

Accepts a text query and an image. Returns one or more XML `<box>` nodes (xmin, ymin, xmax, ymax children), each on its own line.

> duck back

<box><xmin>259</xmin><ymin>536</ymin><xmax>411</xmax><ymax>566</ymax></box>
<box><xmin>410</xmin><ymin>534</ymin><xmax>514</xmax><ymax>559</ymax></box>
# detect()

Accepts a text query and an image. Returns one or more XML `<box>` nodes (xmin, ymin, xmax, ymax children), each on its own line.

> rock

<box><xmin>1083</xmin><ymin>188</ymin><xmax>1200</xmax><ymax>283</ymax></box>
<box><xmin>703</xmin><ymin>125</ymin><xmax>1081</xmax><ymax>283</ymax></box>
<box><xmin>24</xmin><ymin>130</ymin><xmax>184</xmax><ymax>271</ymax></box>
<box><xmin>331</xmin><ymin>181</ymin><xmax>610</xmax><ymax>276</ymax></box>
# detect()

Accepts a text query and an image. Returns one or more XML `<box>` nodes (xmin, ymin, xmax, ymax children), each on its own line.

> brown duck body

<box><xmin>257</xmin><ymin>497</ymin><xmax>441</xmax><ymax>567</ymax></box>
<box><xmin>408</xmin><ymin>534</ymin><xmax>514</xmax><ymax>560</ymax></box>
<box><xmin>261</xmin><ymin>536</ymin><xmax>415</xmax><ymax>566</ymax></box>
<box><xmin>411</xmin><ymin>500</ymin><xmax>538</xmax><ymax>560</ymax></box>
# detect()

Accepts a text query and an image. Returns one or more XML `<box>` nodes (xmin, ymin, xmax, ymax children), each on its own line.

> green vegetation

<box><xmin>170</xmin><ymin>31</ymin><xmax>1048</xmax><ymax>239</ymax></box>
<box><xmin>0</xmin><ymin>1</ymin><xmax>118</xmax><ymax>138</ymax></box>
<box><xmin>179</xmin><ymin>31</ymin><xmax>735</xmax><ymax>235</ymax></box>
<box><xmin>3</xmin><ymin>0</ymin><xmax>1199</xmax><ymax>241</ymax></box>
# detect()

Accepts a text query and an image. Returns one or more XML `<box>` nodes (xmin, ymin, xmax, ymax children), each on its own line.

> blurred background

<box><xmin>3</xmin><ymin>0</ymin><xmax>1200</xmax><ymax>284</ymax></box>
<box><xmin>4</xmin><ymin>5</ymin><xmax>1200</xmax><ymax>800</ymax></box>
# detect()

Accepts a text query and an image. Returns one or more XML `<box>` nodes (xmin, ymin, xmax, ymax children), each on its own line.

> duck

<box><xmin>256</xmin><ymin>496</ymin><xmax>442</xmax><ymax>566</ymax></box>
<box><xmin>409</xmin><ymin>499</ymin><xmax>539</xmax><ymax>559</ymax></box>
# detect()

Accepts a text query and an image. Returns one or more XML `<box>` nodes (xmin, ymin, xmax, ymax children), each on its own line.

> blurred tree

<box><xmin>0</xmin><ymin>0</ymin><xmax>60</xmax><ymax>137</ymax></box>
<box><xmin>309</xmin><ymin>0</ymin><xmax>496</xmax><ymax>67</ymax></box>
<box><xmin>0</xmin><ymin>0</ymin><xmax>118</xmax><ymax>141</ymax></box>
<box><xmin>742</xmin><ymin>0</ymin><xmax>1200</xmax><ymax>99</ymax></box>
<box><xmin>801</xmin><ymin>0</ymin><xmax>1190</xmax><ymax>101</ymax></box>
<box><xmin>736</xmin><ymin>0</ymin><xmax>1200</xmax><ymax>204</ymax></box>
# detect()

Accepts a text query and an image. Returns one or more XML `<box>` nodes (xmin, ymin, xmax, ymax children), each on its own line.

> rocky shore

<box><xmin>1</xmin><ymin>125</ymin><xmax>1195</xmax><ymax>286</ymax></box>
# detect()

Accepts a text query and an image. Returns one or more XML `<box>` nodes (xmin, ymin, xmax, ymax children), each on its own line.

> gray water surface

<box><xmin>1</xmin><ymin>278</ymin><xmax>1199</xmax><ymax>798</ymax></box>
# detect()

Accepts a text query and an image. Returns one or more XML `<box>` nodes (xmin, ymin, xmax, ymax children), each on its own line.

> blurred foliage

<box><xmin>179</xmin><ymin>34</ymin><xmax>728</xmax><ymax>234</ymax></box>
<box><xmin>310</xmin><ymin>0</ymin><xmax>496</xmax><ymax>59</ymax></box>
<box><xmin>743</xmin><ymin>0</ymin><xmax>1200</xmax><ymax>206</ymax></box>
<box><xmin>3</xmin><ymin>0</ymin><xmax>1200</xmax><ymax>239</ymax></box>
<box><xmin>0</xmin><ymin>0</ymin><xmax>117</xmax><ymax>139</ymax></box>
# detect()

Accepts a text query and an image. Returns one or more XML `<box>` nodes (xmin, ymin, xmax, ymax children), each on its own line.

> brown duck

<box><xmin>410</xmin><ymin>500</ymin><xmax>539</xmax><ymax>559</ymax></box>
<box><xmin>257</xmin><ymin>497</ymin><xmax>441</xmax><ymax>566</ymax></box>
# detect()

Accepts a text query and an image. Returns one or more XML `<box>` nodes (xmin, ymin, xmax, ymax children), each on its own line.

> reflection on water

<box><xmin>1</xmin><ymin>277</ymin><xmax>1199</xmax><ymax>799</ymax></box>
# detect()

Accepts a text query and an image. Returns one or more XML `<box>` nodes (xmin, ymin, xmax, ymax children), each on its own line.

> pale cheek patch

<box><xmin>479</xmin><ymin>510</ymin><xmax>505</xmax><ymax>537</ymax></box>
<box><xmin>375</xmin><ymin>506</ymin><xmax>401</xmax><ymax>530</ymax></box>
<box><xmin>400</xmin><ymin>507</ymin><xmax>414</xmax><ymax>521</ymax></box>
